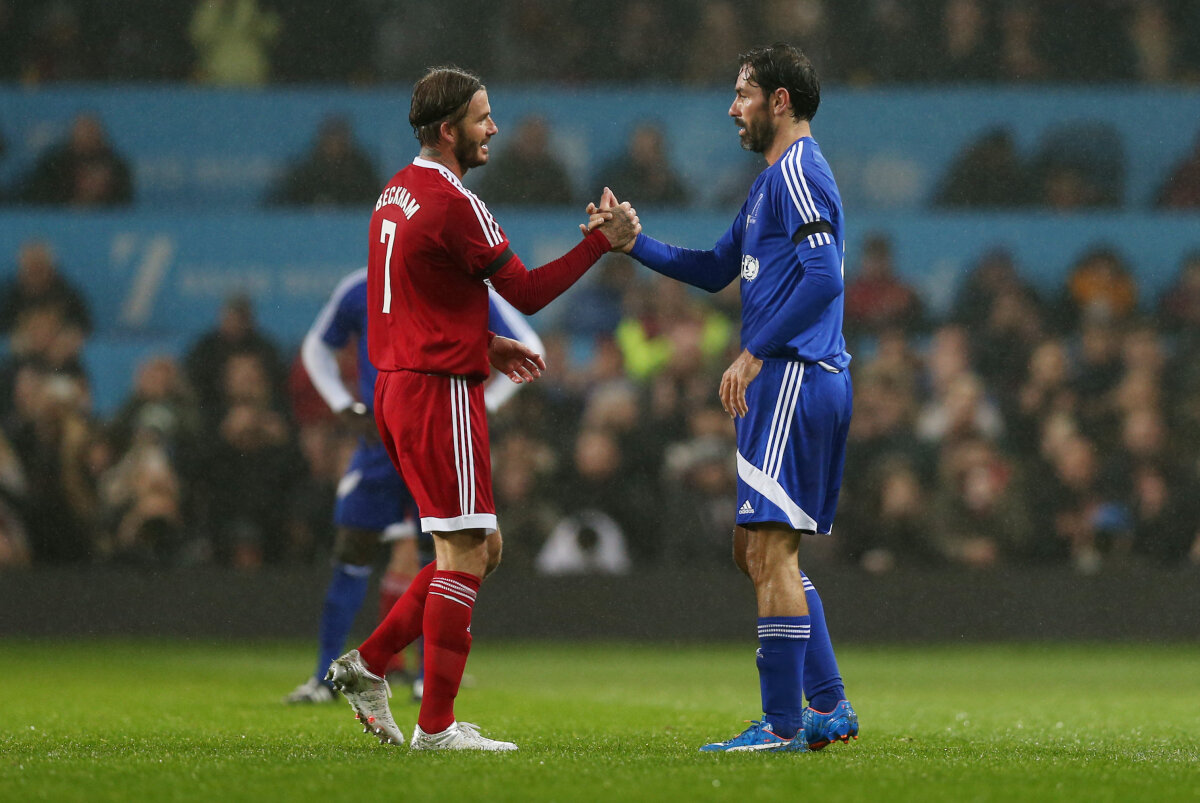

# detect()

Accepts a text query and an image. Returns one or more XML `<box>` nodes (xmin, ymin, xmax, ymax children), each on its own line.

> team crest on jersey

<box><xmin>741</xmin><ymin>253</ymin><xmax>760</xmax><ymax>281</ymax></box>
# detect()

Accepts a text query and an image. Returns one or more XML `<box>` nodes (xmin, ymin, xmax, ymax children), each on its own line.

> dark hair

<box><xmin>738</xmin><ymin>43</ymin><xmax>820</xmax><ymax>122</ymax></box>
<box><xmin>409</xmin><ymin>66</ymin><xmax>484</xmax><ymax>147</ymax></box>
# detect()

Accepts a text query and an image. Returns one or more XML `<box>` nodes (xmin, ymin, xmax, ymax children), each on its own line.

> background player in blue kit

<box><xmin>596</xmin><ymin>43</ymin><xmax>858</xmax><ymax>752</ymax></box>
<box><xmin>285</xmin><ymin>267</ymin><xmax>541</xmax><ymax>704</ymax></box>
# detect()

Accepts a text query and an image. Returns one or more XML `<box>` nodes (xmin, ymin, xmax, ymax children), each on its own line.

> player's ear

<box><xmin>772</xmin><ymin>87</ymin><xmax>790</xmax><ymax>118</ymax></box>
<box><xmin>439</xmin><ymin>119</ymin><xmax>456</xmax><ymax>146</ymax></box>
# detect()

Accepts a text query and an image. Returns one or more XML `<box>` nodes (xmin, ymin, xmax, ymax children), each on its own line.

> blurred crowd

<box><xmin>5</xmin><ymin>109</ymin><xmax>1200</xmax><ymax>213</ymax></box>
<box><xmin>2</xmin><ymin>234</ymin><xmax>1198</xmax><ymax>576</ymax></box>
<box><xmin>1</xmin><ymin>0</ymin><xmax>1199</xmax><ymax>88</ymax></box>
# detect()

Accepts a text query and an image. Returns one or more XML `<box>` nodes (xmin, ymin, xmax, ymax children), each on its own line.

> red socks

<box><xmin>418</xmin><ymin>570</ymin><xmax>480</xmax><ymax>734</ymax></box>
<box><xmin>379</xmin><ymin>569</ymin><xmax>414</xmax><ymax>674</ymax></box>
<box><xmin>357</xmin><ymin>561</ymin><xmax>437</xmax><ymax>675</ymax></box>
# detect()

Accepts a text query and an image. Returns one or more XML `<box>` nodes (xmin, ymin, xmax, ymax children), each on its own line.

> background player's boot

<box><xmin>802</xmin><ymin>700</ymin><xmax>859</xmax><ymax>750</ymax></box>
<box><xmin>325</xmin><ymin>649</ymin><xmax>404</xmax><ymax>745</ymax></box>
<box><xmin>410</xmin><ymin>721</ymin><xmax>517</xmax><ymax>751</ymax></box>
<box><xmin>283</xmin><ymin>676</ymin><xmax>336</xmax><ymax>704</ymax></box>
<box><xmin>698</xmin><ymin>719</ymin><xmax>806</xmax><ymax>752</ymax></box>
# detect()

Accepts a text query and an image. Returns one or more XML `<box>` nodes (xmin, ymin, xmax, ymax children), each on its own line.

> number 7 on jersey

<box><xmin>380</xmin><ymin>218</ymin><xmax>397</xmax><ymax>314</ymax></box>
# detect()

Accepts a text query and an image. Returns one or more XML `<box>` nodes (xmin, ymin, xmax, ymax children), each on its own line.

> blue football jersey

<box><xmin>723</xmin><ymin>137</ymin><xmax>848</xmax><ymax>367</ymax></box>
<box><xmin>312</xmin><ymin>269</ymin><xmax>537</xmax><ymax>412</ymax></box>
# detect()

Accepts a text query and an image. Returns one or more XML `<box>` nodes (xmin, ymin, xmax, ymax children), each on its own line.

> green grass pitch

<box><xmin>1</xmin><ymin>640</ymin><xmax>1197</xmax><ymax>802</ymax></box>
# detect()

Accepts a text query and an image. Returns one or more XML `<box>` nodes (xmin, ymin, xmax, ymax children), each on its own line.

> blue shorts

<box><xmin>735</xmin><ymin>359</ymin><xmax>852</xmax><ymax>534</ymax></box>
<box><xmin>334</xmin><ymin>441</ymin><xmax>419</xmax><ymax>541</ymax></box>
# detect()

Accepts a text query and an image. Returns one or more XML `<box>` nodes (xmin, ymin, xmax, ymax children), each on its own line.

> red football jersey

<box><xmin>367</xmin><ymin>157</ymin><xmax>511</xmax><ymax>380</ymax></box>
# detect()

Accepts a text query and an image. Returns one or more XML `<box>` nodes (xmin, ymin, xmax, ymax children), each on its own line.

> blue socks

<box><xmin>757</xmin><ymin>616</ymin><xmax>810</xmax><ymax>739</ymax></box>
<box><xmin>801</xmin><ymin>572</ymin><xmax>846</xmax><ymax>712</ymax></box>
<box><xmin>315</xmin><ymin>563</ymin><xmax>372</xmax><ymax>684</ymax></box>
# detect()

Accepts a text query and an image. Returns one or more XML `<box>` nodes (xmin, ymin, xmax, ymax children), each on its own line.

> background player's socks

<box><xmin>757</xmin><ymin>616</ymin><xmax>810</xmax><ymax>740</ymax></box>
<box><xmin>357</xmin><ymin>561</ymin><xmax>438</xmax><ymax>676</ymax></box>
<box><xmin>418</xmin><ymin>570</ymin><xmax>480</xmax><ymax>735</ymax></box>
<box><xmin>379</xmin><ymin>568</ymin><xmax>413</xmax><ymax>623</ymax></box>
<box><xmin>379</xmin><ymin>569</ymin><xmax>414</xmax><ymax>675</ymax></box>
<box><xmin>315</xmin><ymin>563</ymin><xmax>372</xmax><ymax>685</ymax></box>
<box><xmin>800</xmin><ymin>572</ymin><xmax>846</xmax><ymax>712</ymax></box>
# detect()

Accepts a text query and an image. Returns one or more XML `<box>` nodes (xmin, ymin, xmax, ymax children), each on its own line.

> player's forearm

<box><xmin>745</xmin><ymin>265</ymin><xmax>843</xmax><ymax>358</ymax></box>
<box><xmin>301</xmin><ymin>331</ymin><xmax>355</xmax><ymax>413</ymax></box>
<box><xmin>629</xmin><ymin>234</ymin><xmax>737</xmax><ymax>293</ymax></box>
<box><xmin>489</xmin><ymin>228</ymin><xmax>610</xmax><ymax>315</ymax></box>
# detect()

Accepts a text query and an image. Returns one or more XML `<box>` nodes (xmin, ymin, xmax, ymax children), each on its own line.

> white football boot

<box><xmin>325</xmin><ymin>650</ymin><xmax>404</xmax><ymax>746</ymax></box>
<box><xmin>410</xmin><ymin>721</ymin><xmax>518</xmax><ymax>752</ymax></box>
<box><xmin>283</xmin><ymin>676</ymin><xmax>336</xmax><ymax>704</ymax></box>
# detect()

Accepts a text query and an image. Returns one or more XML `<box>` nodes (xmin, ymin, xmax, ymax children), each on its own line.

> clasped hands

<box><xmin>581</xmin><ymin>187</ymin><xmax>640</xmax><ymax>252</ymax></box>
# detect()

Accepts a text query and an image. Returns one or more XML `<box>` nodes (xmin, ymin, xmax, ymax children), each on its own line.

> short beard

<box><xmin>739</xmin><ymin>116</ymin><xmax>775</xmax><ymax>154</ymax></box>
<box><xmin>453</xmin><ymin>126</ymin><xmax>487</xmax><ymax>171</ymax></box>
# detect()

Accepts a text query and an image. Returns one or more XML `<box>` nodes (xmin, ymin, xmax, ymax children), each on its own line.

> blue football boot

<box><xmin>699</xmin><ymin>719</ymin><xmax>808</xmax><ymax>752</ymax></box>
<box><xmin>802</xmin><ymin>700</ymin><xmax>859</xmax><ymax>750</ymax></box>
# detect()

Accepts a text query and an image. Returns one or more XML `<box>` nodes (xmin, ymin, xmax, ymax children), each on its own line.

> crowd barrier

<box><xmin>2</xmin><ymin>565</ymin><xmax>1197</xmax><ymax>643</ymax></box>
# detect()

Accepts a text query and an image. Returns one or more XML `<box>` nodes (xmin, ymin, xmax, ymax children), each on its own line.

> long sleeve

<box><xmin>487</xmin><ymin>228</ymin><xmax>611</xmax><ymax>315</ymax></box>
<box><xmin>628</xmin><ymin>228</ymin><xmax>741</xmax><ymax>294</ymax></box>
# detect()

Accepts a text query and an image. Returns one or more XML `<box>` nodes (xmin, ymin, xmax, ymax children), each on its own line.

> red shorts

<box><xmin>374</xmin><ymin>370</ymin><xmax>496</xmax><ymax>534</ymax></box>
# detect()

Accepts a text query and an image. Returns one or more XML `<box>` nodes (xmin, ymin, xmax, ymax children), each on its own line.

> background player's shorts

<box><xmin>374</xmin><ymin>370</ymin><xmax>497</xmax><ymax>535</ymax></box>
<box><xmin>735</xmin><ymin>358</ymin><xmax>852</xmax><ymax>534</ymax></box>
<box><xmin>333</xmin><ymin>441</ymin><xmax>419</xmax><ymax>540</ymax></box>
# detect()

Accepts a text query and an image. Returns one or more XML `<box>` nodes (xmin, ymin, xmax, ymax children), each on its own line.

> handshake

<box><xmin>581</xmin><ymin>187</ymin><xmax>641</xmax><ymax>253</ymax></box>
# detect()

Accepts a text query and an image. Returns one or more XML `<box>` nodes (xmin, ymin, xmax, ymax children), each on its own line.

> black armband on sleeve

<box><xmin>480</xmin><ymin>246</ymin><xmax>515</xmax><ymax>279</ymax></box>
<box><xmin>791</xmin><ymin>219</ymin><xmax>834</xmax><ymax>246</ymax></box>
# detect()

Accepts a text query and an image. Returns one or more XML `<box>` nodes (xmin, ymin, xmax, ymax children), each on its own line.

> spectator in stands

<box><xmin>931</xmin><ymin>437</ymin><xmax>1032</xmax><ymax>567</ymax></box>
<box><xmin>842</xmin><ymin>455</ymin><xmax>934</xmax><ymax>574</ymax></box>
<box><xmin>0</xmin><ymin>239</ymin><xmax>92</xmax><ymax>335</ymax></box>
<box><xmin>598</xmin><ymin>123</ymin><xmax>690</xmax><ymax>207</ymax></box>
<box><xmin>18</xmin><ymin>1</ymin><xmax>95</xmax><ymax>84</ymax></box>
<box><xmin>1128</xmin><ymin>461</ymin><xmax>1200</xmax><ymax>566</ymax></box>
<box><xmin>609</xmin><ymin>3</ymin><xmax>686</xmax><ymax>84</ymax></box>
<box><xmin>488</xmin><ymin>0</ymin><xmax>588</xmax><ymax>83</ymax></box>
<box><xmin>1058</xmin><ymin>246</ymin><xmax>1138</xmax><ymax>328</ymax></box>
<box><xmin>684</xmin><ymin>0</ymin><xmax>750</xmax><ymax>86</ymax></box>
<box><xmin>1155</xmin><ymin>133</ymin><xmax>1200</xmax><ymax>209</ymax></box>
<box><xmin>491</xmin><ymin>430</ymin><xmax>558</xmax><ymax>570</ymax></box>
<box><xmin>198</xmin><ymin>350</ymin><xmax>304</xmax><ymax>567</ymax></box>
<box><xmin>107</xmin><ymin>355</ymin><xmax>202</xmax><ymax>488</ymax></box>
<box><xmin>996</xmin><ymin>0</ymin><xmax>1050</xmax><ymax>82</ymax></box>
<box><xmin>4</xmin><ymin>366</ymin><xmax>101</xmax><ymax>564</ymax></box>
<box><xmin>1010</xmin><ymin>339</ymin><xmax>1076</xmax><ymax>456</ymax></box>
<box><xmin>1031</xmin><ymin>432</ymin><xmax>1131</xmax><ymax>572</ymax></box>
<box><xmin>1032</xmin><ymin>121</ymin><xmax>1125</xmax><ymax>209</ymax></box>
<box><xmin>1157</xmin><ymin>251</ymin><xmax>1200</xmax><ymax>333</ymax></box>
<box><xmin>0</xmin><ymin>303</ymin><xmax>90</xmax><ymax>423</ymax></box>
<box><xmin>916</xmin><ymin>371</ymin><xmax>1004</xmax><ymax>447</ymax></box>
<box><xmin>474</xmin><ymin>116</ymin><xmax>573</xmax><ymax>206</ymax></box>
<box><xmin>184</xmin><ymin>294</ymin><xmax>286</xmax><ymax>417</ymax></box>
<box><xmin>843</xmin><ymin>233</ymin><xmax>924</xmax><ymax>339</ymax></box>
<box><xmin>18</xmin><ymin>113</ymin><xmax>132</xmax><ymax>207</ymax></box>
<box><xmin>930</xmin><ymin>0</ymin><xmax>995</xmax><ymax>83</ymax></box>
<box><xmin>1127</xmin><ymin>0</ymin><xmax>1177</xmax><ymax>84</ymax></box>
<box><xmin>761</xmin><ymin>0</ymin><xmax>838</xmax><ymax>81</ymax></box>
<box><xmin>267</xmin><ymin>115</ymin><xmax>379</xmax><ymax>207</ymax></box>
<box><xmin>189</xmin><ymin>0</ymin><xmax>279</xmax><ymax>86</ymax></box>
<box><xmin>934</xmin><ymin>128</ymin><xmax>1030</xmax><ymax>208</ymax></box>
<box><xmin>547</xmin><ymin>427</ymin><xmax>641</xmax><ymax>567</ymax></box>
<box><xmin>0</xmin><ymin>423</ymin><xmax>29</xmax><ymax>567</ymax></box>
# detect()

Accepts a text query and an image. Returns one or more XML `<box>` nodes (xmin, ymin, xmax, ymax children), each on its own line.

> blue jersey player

<box><xmin>286</xmin><ymin>268</ymin><xmax>541</xmax><ymax>704</ymax></box>
<box><xmin>595</xmin><ymin>43</ymin><xmax>858</xmax><ymax>752</ymax></box>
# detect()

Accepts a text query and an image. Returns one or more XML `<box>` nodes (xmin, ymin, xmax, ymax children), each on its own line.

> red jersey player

<box><xmin>326</xmin><ymin>66</ymin><xmax>639</xmax><ymax>751</ymax></box>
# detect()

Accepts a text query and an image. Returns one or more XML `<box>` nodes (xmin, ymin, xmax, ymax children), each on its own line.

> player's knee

<box><xmin>334</xmin><ymin>528</ymin><xmax>377</xmax><ymax>566</ymax></box>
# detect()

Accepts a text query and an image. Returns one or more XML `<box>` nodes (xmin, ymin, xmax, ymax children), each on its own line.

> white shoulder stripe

<box><xmin>780</xmin><ymin>145</ymin><xmax>814</xmax><ymax>223</ymax></box>
<box><xmin>413</xmin><ymin>157</ymin><xmax>503</xmax><ymax>246</ymax></box>
<box><xmin>792</xmin><ymin>145</ymin><xmax>822</xmax><ymax>222</ymax></box>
